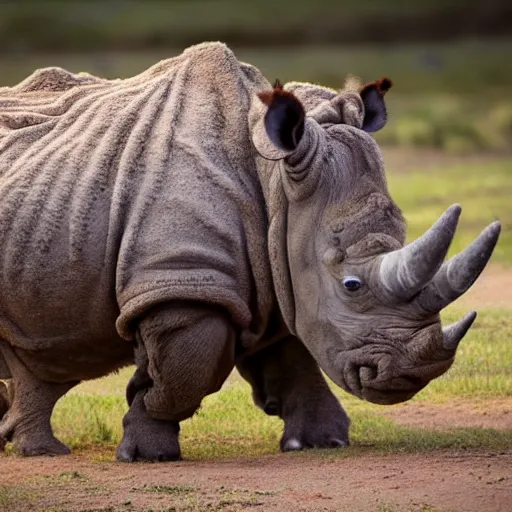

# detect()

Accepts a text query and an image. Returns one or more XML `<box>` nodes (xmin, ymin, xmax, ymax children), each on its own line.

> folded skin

<box><xmin>0</xmin><ymin>43</ymin><xmax>500</xmax><ymax>460</ymax></box>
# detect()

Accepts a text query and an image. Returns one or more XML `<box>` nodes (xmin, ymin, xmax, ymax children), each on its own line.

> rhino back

<box><xmin>0</xmin><ymin>43</ymin><xmax>275</xmax><ymax>378</ymax></box>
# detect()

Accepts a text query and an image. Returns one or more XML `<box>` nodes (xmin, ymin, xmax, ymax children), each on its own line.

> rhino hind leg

<box><xmin>237</xmin><ymin>336</ymin><xmax>351</xmax><ymax>451</ymax></box>
<box><xmin>0</xmin><ymin>343</ymin><xmax>77</xmax><ymax>456</ymax></box>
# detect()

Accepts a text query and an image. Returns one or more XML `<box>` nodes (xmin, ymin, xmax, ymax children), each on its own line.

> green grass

<box><xmin>0</xmin><ymin>484</ymin><xmax>35</xmax><ymax>512</ymax></box>
<box><xmin>387</xmin><ymin>158</ymin><xmax>512</xmax><ymax>264</ymax></box>
<box><xmin>421</xmin><ymin>308</ymin><xmax>512</xmax><ymax>398</ymax></box>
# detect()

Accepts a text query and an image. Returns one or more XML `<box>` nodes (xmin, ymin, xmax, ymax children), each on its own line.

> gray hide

<box><xmin>0</xmin><ymin>42</ymin><xmax>500</xmax><ymax>460</ymax></box>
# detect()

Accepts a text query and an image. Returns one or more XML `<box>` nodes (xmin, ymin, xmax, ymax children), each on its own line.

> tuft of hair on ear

<box><xmin>342</xmin><ymin>74</ymin><xmax>363</xmax><ymax>93</ymax></box>
<box><xmin>257</xmin><ymin>78</ymin><xmax>306</xmax><ymax>152</ymax></box>
<box><xmin>360</xmin><ymin>77</ymin><xmax>393</xmax><ymax>97</ymax></box>
<box><xmin>257</xmin><ymin>79</ymin><xmax>302</xmax><ymax>107</ymax></box>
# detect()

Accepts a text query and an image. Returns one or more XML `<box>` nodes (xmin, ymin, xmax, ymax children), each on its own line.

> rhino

<box><xmin>0</xmin><ymin>42</ymin><xmax>500</xmax><ymax>461</ymax></box>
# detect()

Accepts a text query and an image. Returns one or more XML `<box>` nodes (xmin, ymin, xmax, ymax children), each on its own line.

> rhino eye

<box><xmin>343</xmin><ymin>276</ymin><xmax>362</xmax><ymax>292</ymax></box>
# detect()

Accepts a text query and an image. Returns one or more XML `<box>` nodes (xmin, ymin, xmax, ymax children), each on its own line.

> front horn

<box><xmin>379</xmin><ymin>204</ymin><xmax>461</xmax><ymax>300</ymax></box>
<box><xmin>416</xmin><ymin>220</ymin><xmax>501</xmax><ymax>312</ymax></box>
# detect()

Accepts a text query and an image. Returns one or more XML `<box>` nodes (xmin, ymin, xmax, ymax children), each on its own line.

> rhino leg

<box><xmin>0</xmin><ymin>343</ymin><xmax>77</xmax><ymax>456</ymax></box>
<box><xmin>116</xmin><ymin>390</ymin><xmax>181</xmax><ymax>463</ymax></box>
<box><xmin>116</xmin><ymin>361</ymin><xmax>181</xmax><ymax>462</ymax></box>
<box><xmin>237</xmin><ymin>336</ymin><xmax>350</xmax><ymax>451</ymax></box>
<box><xmin>117</xmin><ymin>301</ymin><xmax>236</xmax><ymax>462</ymax></box>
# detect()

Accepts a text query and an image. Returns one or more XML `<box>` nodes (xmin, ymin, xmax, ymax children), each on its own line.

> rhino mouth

<box><xmin>342</xmin><ymin>360</ymin><xmax>425</xmax><ymax>405</ymax></box>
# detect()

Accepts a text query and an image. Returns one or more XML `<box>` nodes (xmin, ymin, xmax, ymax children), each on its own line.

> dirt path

<box><xmin>382</xmin><ymin>147</ymin><xmax>510</xmax><ymax>174</ymax></box>
<box><xmin>385</xmin><ymin>397</ymin><xmax>512</xmax><ymax>430</ymax></box>
<box><xmin>1</xmin><ymin>450</ymin><xmax>511</xmax><ymax>512</ymax></box>
<box><xmin>457</xmin><ymin>264</ymin><xmax>512</xmax><ymax>310</ymax></box>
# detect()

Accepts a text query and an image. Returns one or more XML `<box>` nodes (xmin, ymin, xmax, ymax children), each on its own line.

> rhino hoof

<box><xmin>282</xmin><ymin>436</ymin><xmax>348</xmax><ymax>452</ymax></box>
<box><xmin>17</xmin><ymin>437</ymin><xmax>71</xmax><ymax>457</ymax></box>
<box><xmin>116</xmin><ymin>427</ymin><xmax>181</xmax><ymax>463</ymax></box>
<box><xmin>282</xmin><ymin>438</ymin><xmax>303</xmax><ymax>451</ymax></box>
<box><xmin>116</xmin><ymin>442</ymin><xmax>181</xmax><ymax>463</ymax></box>
<box><xmin>328</xmin><ymin>438</ymin><xmax>348</xmax><ymax>448</ymax></box>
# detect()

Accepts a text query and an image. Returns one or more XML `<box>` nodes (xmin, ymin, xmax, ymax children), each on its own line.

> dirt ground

<box><xmin>386</xmin><ymin>397</ymin><xmax>512</xmax><ymax>431</ymax></box>
<box><xmin>457</xmin><ymin>264</ymin><xmax>512</xmax><ymax>311</ymax></box>
<box><xmin>1</xmin><ymin>451</ymin><xmax>511</xmax><ymax>512</ymax></box>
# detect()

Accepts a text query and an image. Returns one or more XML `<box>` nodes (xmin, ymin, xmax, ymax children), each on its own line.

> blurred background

<box><xmin>1</xmin><ymin>0</ymin><xmax>512</xmax><ymax>153</ymax></box>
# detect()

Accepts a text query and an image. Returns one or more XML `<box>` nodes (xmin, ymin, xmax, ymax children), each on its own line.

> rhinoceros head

<box><xmin>249</xmin><ymin>78</ymin><xmax>500</xmax><ymax>405</ymax></box>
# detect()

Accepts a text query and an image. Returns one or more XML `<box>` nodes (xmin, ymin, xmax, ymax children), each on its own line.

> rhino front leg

<box><xmin>116</xmin><ymin>363</ymin><xmax>182</xmax><ymax>462</ymax></box>
<box><xmin>116</xmin><ymin>388</ymin><xmax>181</xmax><ymax>463</ymax></box>
<box><xmin>237</xmin><ymin>336</ymin><xmax>350</xmax><ymax>451</ymax></box>
<box><xmin>117</xmin><ymin>301</ymin><xmax>236</xmax><ymax>462</ymax></box>
<box><xmin>0</xmin><ymin>343</ymin><xmax>77</xmax><ymax>456</ymax></box>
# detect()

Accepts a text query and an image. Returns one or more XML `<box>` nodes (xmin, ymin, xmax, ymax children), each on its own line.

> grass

<box><xmin>46</xmin><ymin>300</ymin><xmax>512</xmax><ymax>459</ymax></box>
<box><xmin>49</xmin><ymin>307</ymin><xmax>512</xmax><ymax>458</ymax></box>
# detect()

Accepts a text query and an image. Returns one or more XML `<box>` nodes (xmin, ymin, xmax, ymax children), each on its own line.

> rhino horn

<box><xmin>417</xmin><ymin>220</ymin><xmax>501</xmax><ymax>312</ymax></box>
<box><xmin>379</xmin><ymin>204</ymin><xmax>461</xmax><ymax>300</ymax></box>
<box><xmin>442</xmin><ymin>311</ymin><xmax>477</xmax><ymax>351</ymax></box>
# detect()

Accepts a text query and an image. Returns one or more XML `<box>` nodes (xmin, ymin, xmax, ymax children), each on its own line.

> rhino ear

<box><xmin>257</xmin><ymin>80</ymin><xmax>306</xmax><ymax>152</ymax></box>
<box><xmin>360</xmin><ymin>77</ymin><xmax>392</xmax><ymax>133</ymax></box>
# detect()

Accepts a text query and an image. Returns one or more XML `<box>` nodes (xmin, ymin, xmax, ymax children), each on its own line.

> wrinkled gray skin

<box><xmin>0</xmin><ymin>45</ymin><xmax>501</xmax><ymax>461</ymax></box>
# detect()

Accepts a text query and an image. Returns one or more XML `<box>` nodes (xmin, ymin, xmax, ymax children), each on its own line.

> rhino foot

<box><xmin>0</xmin><ymin>345</ymin><xmax>77</xmax><ymax>457</ymax></box>
<box><xmin>116</xmin><ymin>393</ymin><xmax>181</xmax><ymax>462</ymax></box>
<box><xmin>0</xmin><ymin>405</ymin><xmax>72</xmax><ymax>457</ymax></box>
<box><xmin>0</xmin><ymin>398</ymin><xmax>72</xmax><ymax>457</ymax></box>
<box><xmin>280</xmin><ymin>402</ymin><xmax>350</xmax><ymax>452</ymax></box>
<box><xmin>14</xmin><ymin>434</ymin><xmax>71</xmax><ymax>457</ymax></box>
<box><xmin>237</xmin><ymin>336</ymin><xmax>351</xmax><ymax>453</ymax></box>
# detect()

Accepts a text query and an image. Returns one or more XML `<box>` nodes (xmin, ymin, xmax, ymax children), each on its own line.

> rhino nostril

<box><xmin>359</xmin><ymin>365</ymin><xmax>378</xmax><ymax>383</ymax></box>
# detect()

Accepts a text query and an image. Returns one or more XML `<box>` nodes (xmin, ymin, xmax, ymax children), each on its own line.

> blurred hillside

<box><xmin>1</xmin><ymin>0</ymin><xmax>511</xmax><ymax>53</ymax></box>
<box><xmin>1</xmin><ymin>1</ymin><xmax>511</xmax><ymax>153</ymax></box>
